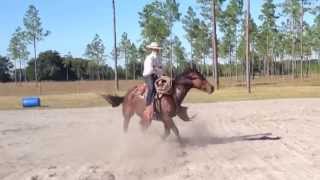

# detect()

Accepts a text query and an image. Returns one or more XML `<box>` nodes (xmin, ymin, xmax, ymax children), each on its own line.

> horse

<box><xmin>102</xmin><ymin>67</ymin><xmax>214</xmax><ymax>144</ymax></box>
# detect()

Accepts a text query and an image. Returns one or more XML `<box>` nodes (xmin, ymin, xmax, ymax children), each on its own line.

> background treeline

<box><xmin>1</xmin><ymin>0</ymin><xmax>320</xmax><ymax>83</ymax></box>
<box><xmin>0</xmin><ymin>50</ymin><xmax>143</xmax><ymax>82</ymax></box>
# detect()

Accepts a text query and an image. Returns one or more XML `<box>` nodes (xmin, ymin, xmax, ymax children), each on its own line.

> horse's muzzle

<box><xmin>208</xmin><ymin>85</ymin><xmax>214</xmax><ymax>94</ymax></box>
<box><xmin>203</xmin><ymin>83</ymin><xmax>214</xmax><ymax>94</ymax></box>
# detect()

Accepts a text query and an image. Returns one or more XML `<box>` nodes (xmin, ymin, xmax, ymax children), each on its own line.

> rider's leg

<box><xmin>145</xmin><ymin>75</ymin><xmax>155</xmax><ymax>105</ymax></box>
<box><xmin>143</xmin><ymin>74</ymin><xmax>156</xmax><ymax>127</ymax></box>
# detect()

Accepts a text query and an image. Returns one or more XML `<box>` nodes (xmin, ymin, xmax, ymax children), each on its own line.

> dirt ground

<box><xmin>1</xmin><ymin>99</ymin><xmax>320</xmax><ymax>180</ymax></box>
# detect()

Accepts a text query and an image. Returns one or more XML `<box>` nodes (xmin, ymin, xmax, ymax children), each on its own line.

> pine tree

<box><xmin>23</xmin><ymin>5</ymin><xmax>50</xmax><ymax>81</ymax></box>
<box><xmin>8</xmin><ymin>27</ymin><xmax>29</xmax><ymax>83</ymax></box>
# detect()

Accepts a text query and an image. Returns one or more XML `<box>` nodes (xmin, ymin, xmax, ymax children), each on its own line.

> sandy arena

<box><xmin>1</xmin><ymin>99</ymin><xmax>320</xmax><ymax>180</ymax></box>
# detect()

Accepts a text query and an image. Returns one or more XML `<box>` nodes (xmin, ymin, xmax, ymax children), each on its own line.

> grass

<box><xmin>0</xmin><ymin>93</ymin><xmax>108</xmax><ymax>110</ymax></box>
<box><xmin>185</xmin><ymin>86</ymin><xmax>320</xmax><ymax>103</ymax></box>
<box><xmin>1</xmin><ymin>76</ymin><xmax>320</xmax><ymax>110</ymax></box>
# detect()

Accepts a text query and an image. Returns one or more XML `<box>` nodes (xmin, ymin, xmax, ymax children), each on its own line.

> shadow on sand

<box><xmin>183</xmin><ymin>133</ymin><xmax>281</xmax><ymax>147</ymax></box>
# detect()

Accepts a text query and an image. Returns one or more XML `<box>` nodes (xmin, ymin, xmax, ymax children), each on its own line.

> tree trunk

<box><xmin>23</xmin><ymin>59</ymin><xmax>27</xmax><ymax>81</ymax></box>
<box><xmin>300</xmin><ymin>0</ymin><xmax>304</xmax><ymax>79</ymax></box>
<box><xmin>291</xmin><ymin>10</ymin><xmax>295</xmax><ymax>79</ymax></box>
<box><xmin>211</xmin><ymin>0</ymin><xmax>219</xmax><ymax>89</ymax></box>
<box><xmin>235</xmin><ymin>27</ymin><xmax>238</xmax><ymax>81</ymax></box>
<box><xmin>112</xmin><ymin>0</ymin><xmax>119</xmax><ymax>90</ymax></box>
<box><xmin>267</xmin><ymin>28</ymin><xmax>270</xmax><ymax>76</ymax></box>
<box><xmin>246</xmin><ymin>0</ymin><xmax>251</xmax><ymax>93</ymax></box>
<box><xmin>33</xmin><ymin>36</ymin><xmax>37</xmax><ymax>81</ymax></box>
<box><xmin>133</xmin><ymin>62</ymin><xmax>136</xmax><ymax>80</ymax></box>
<box><xmin>14</xmin><ymin>60</ymin><xmax>17</xmax><ymax>84</ymax></box>
<box><xmin>229</xmin><ymin>45</ymin><xmax>232</xmax><ymax>79</ymax></box>
<box><xmin>125</xmin><ymin>49</ymin><xmax>128</xmax><ymax>80</ymax></box>
<box><xmin>19</xmin><ymin>58</ymin><xmax>22</xmax><ymax>82</ymax></box>
<box><xmin>307</xmin><ymin>56</ymin><xmax>310</xmax><ymax>77</ymax></box>
<box><xmin>66</xmin><ymin>67</ymin><xmax>69</xmax><ymax>81</ymax></box>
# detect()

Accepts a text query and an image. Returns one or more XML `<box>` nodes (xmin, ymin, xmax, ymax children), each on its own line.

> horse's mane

<box><xmin>175</xmin><ymin>66</ymin><xmax>204</xmax><ymax>80</ymax></box>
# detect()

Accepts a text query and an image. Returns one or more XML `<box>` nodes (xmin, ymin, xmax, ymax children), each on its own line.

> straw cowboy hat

<box><xmin>146</xmin><ymin>42</ymin><xmax>162</xmax><ymax>50</ymax></box>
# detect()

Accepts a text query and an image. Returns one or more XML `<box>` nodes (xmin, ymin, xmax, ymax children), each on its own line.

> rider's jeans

<box><xmin>144</xmin><ymin>74</ymin><xmax>157</xmax><ymax>106</ymax></box>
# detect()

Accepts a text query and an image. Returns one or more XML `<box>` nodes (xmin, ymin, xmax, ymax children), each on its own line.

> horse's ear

<box><xmin>186</xmin><ymin>63</ymin><xmax>197</xmax><ymax>71</ymax></box>
<box><xmin>190</xmin><ymin>63</ymin><xmax>199</xmax><ymax>72</ymax></box>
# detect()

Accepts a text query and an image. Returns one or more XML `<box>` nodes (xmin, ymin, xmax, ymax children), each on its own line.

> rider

<box><xmin>142</xmin><ymin>42</ymin><xmax>163</xmax><ymax>123</ymax></box>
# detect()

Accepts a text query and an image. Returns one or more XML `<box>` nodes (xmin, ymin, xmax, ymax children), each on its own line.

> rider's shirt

<box><xmin>143</xmin><ymin>51</ymin><xmax>163</xmax><ymax>77</ymax></box>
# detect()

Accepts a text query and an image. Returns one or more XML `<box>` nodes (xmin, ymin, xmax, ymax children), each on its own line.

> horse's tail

<box><xmin>101</xmin><ymin>95</ymin><xmax>124</xmax><ymax>107</ymax></box>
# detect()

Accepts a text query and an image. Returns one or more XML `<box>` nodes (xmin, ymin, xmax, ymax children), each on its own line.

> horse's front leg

<box><xmin>163</xmin><ymin>115</ymin><xmax>183</xmax><ymax>145</ymax></box>
<box><xmin>162</xmin><ymin>120</ymin><xmax>171</xmax><ymax>140</ymax></box>
<box><xmin>171</xmin><ymin>121</ymin><xmax>183</xmax><ymax>145</ymax></box>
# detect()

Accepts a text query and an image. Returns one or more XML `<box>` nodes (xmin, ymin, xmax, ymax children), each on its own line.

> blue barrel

<box><xmin>22</xmin><ymin>97</ymin><xmax>41</xmax><ymax>107</ymax></box>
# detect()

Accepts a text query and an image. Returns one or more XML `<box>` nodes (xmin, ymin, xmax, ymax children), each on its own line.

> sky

<box><xmin>0</xmin><ymin>0</ymin><xmax>316</xmax><ymax>66</ymax></box>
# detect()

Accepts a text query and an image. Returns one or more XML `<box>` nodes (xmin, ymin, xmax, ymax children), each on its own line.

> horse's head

<box><xmin>177</xmin><ymin>67</ymin><xmax>214</xmax><ymax>94</ymax></box>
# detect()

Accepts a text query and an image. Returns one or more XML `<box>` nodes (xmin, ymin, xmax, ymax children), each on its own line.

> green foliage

<box><xmin>127</xmin><ymin>43</ymin><xmax>142</xmax><ymax>79</ymax></box>
<box><xmin>182</xmin><ymin>7</ymin><xmax>200</xmax><ymax>44</ymax></box>
<box><xmin>23</xmin><ymin>4</ymin><xmax>50</xmax><ymax>81</ymax></box>
<box><xmin>219</xmin><ymin>0</ymin><xmax>243</xmax><ymax>58</ymax></box>
<box><xmin>311</xmin><ymin>14</ymin><xmax>320</xmax><ymax>53</ymax></box>
<box><xmin>162</xmin><ymin>0</ymin><xmax>181</xmax><ymax>27</ymax></box>
<box><xmin>181</xmin><ymin>6</ymin><xmax>211</xmax><ymax>66</ymax></box>
<box><xmin>84</xmin><ymin>34</ymin><xmax>106</xmax><ymax>65</ymax></box>
<box><xmin>8</xmin><ymin>27</ymin><xmax>29</xmax><ymax>62</ymax></box>
<box><xmin>138</xmin><ymin>0</ymin><xmax>180</xmax><ymax>43</ymax></box>
<box><xmin>197</xmin><ymin>0</ymin><xmax>226</xmax><ymax>22</ymax></box>
<box><xmin>25</xmin><ymin>50</ymin><xmax>116</xmax><ymax>81</ymax></box>
<box><xmin>26</xmin><ymin>50</ymin><xmax>65</xmax><ymax>80</ymax></box>
<box><xmin>23</xmin><ymin>5</ymin><xmax>50</xmax><ymax>43</ymax></box>
<box><xmin>172</xmin><ymin>36</ymin><xmax>187</xmax><ymax>71</ymax></box>
<box><xmin>257</xmin><ymin>0</ymin><xmax>278</xmax><ymax>58</ymax></box>
<box><xmin>0</xmin><ymin>56</ymin><xmax>13</xmax><ymax>82</ymax></box>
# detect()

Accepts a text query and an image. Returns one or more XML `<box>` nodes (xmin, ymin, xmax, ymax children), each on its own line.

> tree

<box><xmin>219</xmin><ymin>0</ymin><xmax>243</xmax><ymax>78</ymax></box>
<box><xmin>311</xmin><ymin>11</ymin><xmax>320</xmax><ymax>62</ymax></box>
<box><xmin>197</xmin><ymin>0</ymin><xmax>226</xmax><ymax>89</ymax></box>
<box><xmin>246</xmin><ymin>0</ymin><xmax>251</xmax><ymax>93</ymax></box>
<box><xmin>127</xmin><ymin>43</ymin><xmax>139</xmax><ymax>80</ymax></box>
<box><xmin>26</xmin><ymin>50</ymin><xmax>65</xmax><ymax>81</ymax></box>
<box><xmin>112</xmin><ymin>0</ymin><xmax>119</xmax><ymax>90</ymax></box>
<box><xmin>172</xmin><ymin>36</ymin><xmax>187</xmax><ymax>73</ymax></box>
<box><xmin>63</xmin><ymin>52</ymin><xmax>73</xmax><ymax>81</ymax></box>
<box><xmin>84</xmin><ymin>34</ymin><xmax>106</xmax><ymax>80</ymax></box>
<box><xmin>162</xmin><ymin>0</ymin><xmax>181</xmax><ymax>76</ymax></box>
<box><xmin>0</xmin><ymin>56</ymin><xmax>13</xmax><ymax>82</ymax></box>
<box><xmin>194</xmin><ymin>21</ymin><xmax>211</xmax><ymax>74</ymax></box>
<box><xmin>138</xmin><ymin>1</ymin><xmax>167</xmax><ymax>43</ymax></box>
<box><xmin>282</xmin><ymin>0</ymin><xmax>301</xmax><ymax>78</ymax></box>
<box><xmin>23</xmin><ymin>5</ymin><xmax>50</xmax><ymax>81</ymax></box>
<box><xmin>182</xmin><ymin>7</ymin><xmax>201</xmax><ymax>66</ymax></box>
<box><xmin>8</xmin><ymin>27</ymin><xmax>29</xmax><ymax>83</ymax></box>
<box><xmin>298</xmin><ymin>0</ymin><xmax>313</xmax><ymax>78</ymax></box>
<box><xmin>258</xmin><ymin>0</ymin><xmax>278</xmax><ymax>76</ymax></box>
<box><xmin>119</xmin><ymin>32</ymin><xmax>131</xmax><ymax>80</ymax></box>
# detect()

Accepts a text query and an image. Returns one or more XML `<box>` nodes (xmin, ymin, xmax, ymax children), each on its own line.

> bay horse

<box><xmin>102</xmin><ymin>67</ymin><xmax>214</xmax><ymax>144</ymax></box>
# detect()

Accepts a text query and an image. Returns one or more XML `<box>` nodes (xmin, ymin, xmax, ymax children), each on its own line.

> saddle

<box><xmin>133</xmin><ymin>76</ymin><xmax>173</xmax><ymax>120</ymax></box>
<box><xmin>133</xmin><ymin>76</ymin><xmax>173</xmax><ymax>98</ymax></box>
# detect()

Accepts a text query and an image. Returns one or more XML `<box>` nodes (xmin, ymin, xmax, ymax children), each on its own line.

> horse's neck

<box><xmin>173</xmin><ymin>83</ymin><xmax>191</xmax><ymax>106</ymax></box>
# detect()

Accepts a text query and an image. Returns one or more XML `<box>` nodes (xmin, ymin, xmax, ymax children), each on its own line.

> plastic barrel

<box><xmin>22</xmin><ymin>97</ymin><xmax>41</xmax><ymax>107</ymax></box>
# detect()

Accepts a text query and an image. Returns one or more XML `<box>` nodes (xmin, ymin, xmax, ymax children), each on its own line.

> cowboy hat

<box><xmin>146</xmin><ymin>42</ymin><xmax>162</xmax><ymax>50</ymax></box>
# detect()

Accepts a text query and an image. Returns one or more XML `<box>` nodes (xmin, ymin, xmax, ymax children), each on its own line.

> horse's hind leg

<box><xmin>123</xmin><ymin>115</ymin><xmax>131</xmax><ymax>133</ymax></box>
<box><xmin>123</xmin><ymin>108</ymin><xmax>134</xmax><ymax>133</ymax></box>
<box><xmin>162</xmin><ymin>121</ymin><xmax>171</xmax><ymax>140</ymax></box>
